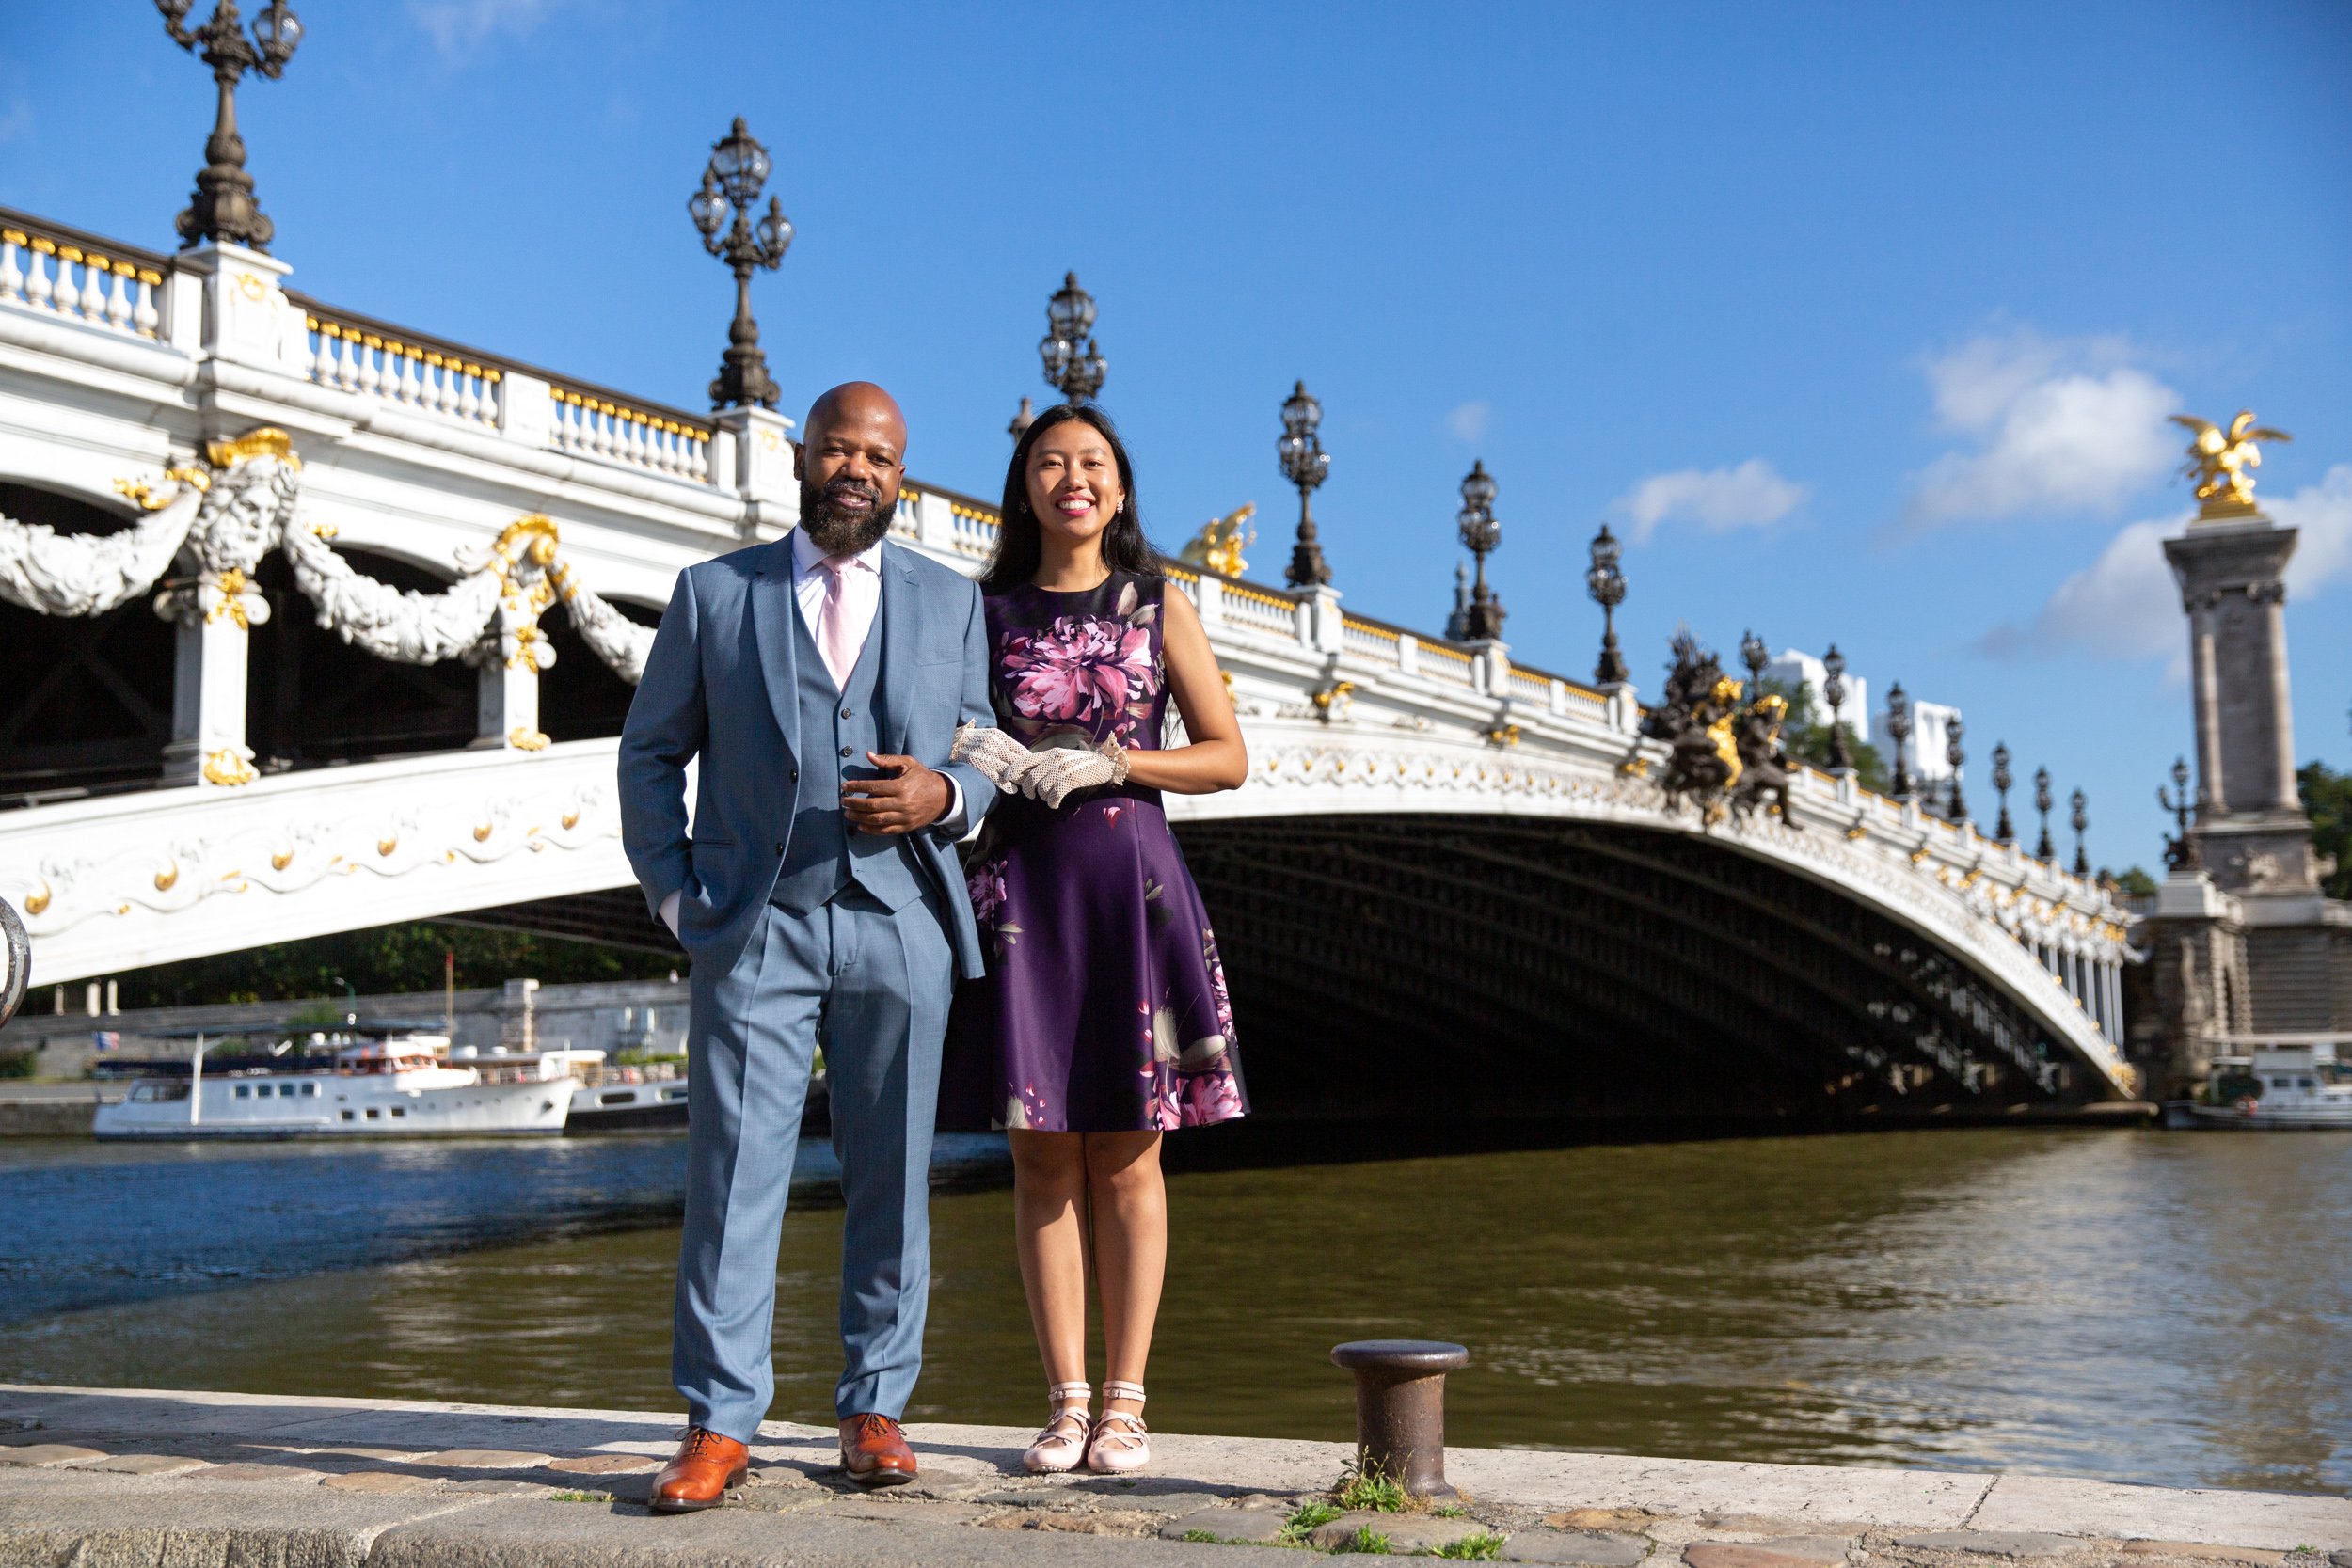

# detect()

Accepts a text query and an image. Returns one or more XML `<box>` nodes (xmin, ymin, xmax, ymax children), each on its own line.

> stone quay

<box><xmin>2</xmin><ymin>1385</ymin><xmax>2344</xmax><ymax>1565</ymax></box>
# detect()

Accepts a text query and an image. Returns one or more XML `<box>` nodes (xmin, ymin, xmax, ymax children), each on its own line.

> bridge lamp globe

<box><xmin>1279</xmin><ymin>381</ymin><xmax>1334</xmax><ymax>589</ymax></box>
<box><xmin>1820</xmin><ymin>644</ymin><xmax>1853</xmax><ymax>775</ymax></box>
<box><xmin>1883</xmin><ymin>682</ymin><xmax>1914</xmax><ymax>801</ymax></box>
<box><xmin>253</xmin><ymin>1</ymin><xmax>303</xmax><ymax>68</ymax></box>
<box><xmin>1587</xmin><ymin>526</ymin><xmax>1630</xmax><ymax>687</ymax></box>
<box><xmin>688</xmin><ymin>171</ymin><xmax>727</xmax><ymax>244</ymax></box>
<box><xmin>708</xmin><ymin>119</ymin><xmax>772</xmax><ymax>212</ymax></box>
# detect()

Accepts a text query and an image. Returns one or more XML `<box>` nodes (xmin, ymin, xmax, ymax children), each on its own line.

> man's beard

<box><xmin>801</xmin><ymin>478</ymin><xmax>893</xmax><ymax>556</ymax></box>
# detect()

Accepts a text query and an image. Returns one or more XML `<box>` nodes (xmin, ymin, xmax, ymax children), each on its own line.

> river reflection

<box><xmin>1</xmin><ymin>1129</ymin><xmax>2343</xmax><ymax>1495</ymax></box>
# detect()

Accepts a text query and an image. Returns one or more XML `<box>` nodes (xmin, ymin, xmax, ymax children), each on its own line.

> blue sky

<box><xmin>5</xmin><ymin>1</ymin><xmax>2348</xmax><ymax>871</ymax></box>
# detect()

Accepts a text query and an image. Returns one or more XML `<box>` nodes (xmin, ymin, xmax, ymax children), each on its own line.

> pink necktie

<box><xmin>816</xmin><ymin>554</ymin><xmax>860</xmax><ymax>690</ymax></box>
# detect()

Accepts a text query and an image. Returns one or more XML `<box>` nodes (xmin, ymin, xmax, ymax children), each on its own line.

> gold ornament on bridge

<box><xmin>1178</xmin><ymin>504</ymin><xmax>1256</xmax><ymax>578</ymax></box>
<box><xmin>2170</xmin><ymin>410</ymin><xmax>2289</xmax><ymax>519</ymax></box>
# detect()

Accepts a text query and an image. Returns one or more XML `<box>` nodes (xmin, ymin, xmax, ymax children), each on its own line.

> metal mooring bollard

<box><xmin>0</xmin><ymin>898</ymin><xmax>26</xmax><ymax>1032</ymax></box>
<box><xmin>1330</xmin><ymin>1338</ymin><xmax>1470</xmax><ymax>1498</ymax></box>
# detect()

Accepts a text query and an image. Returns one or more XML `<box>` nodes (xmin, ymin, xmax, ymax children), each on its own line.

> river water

<box><xmin>1</xmin><ymin>1128</ymin><xmax>2344</xmax><ymax>1497</ymax></box>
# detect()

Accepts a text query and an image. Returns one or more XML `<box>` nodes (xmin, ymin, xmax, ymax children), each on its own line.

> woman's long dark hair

<box><xmin>981</xmin><ymin>403</ymin><xmax>1161</xmax><ymax>593</ymax></box>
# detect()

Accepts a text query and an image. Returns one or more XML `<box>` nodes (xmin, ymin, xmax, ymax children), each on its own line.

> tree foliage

<box><xmin>110</xmin><ymin>922</ymin><xmax>682</xmax><ymax>1010</ymax></box>
<box><xmin>1755</xmin><ymin>676</ymin><xmax>1891</xmax><ymax>796</ymax></box>
<box><xmin>2300</xmin><ymin>759</ymin><xmax>2352</xmax><ymax>901</ymax></box>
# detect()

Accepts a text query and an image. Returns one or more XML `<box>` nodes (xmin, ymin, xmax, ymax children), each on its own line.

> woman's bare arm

<box><xmin>1120</xmin><ymin>582</ymin><xmax>1248</xmax><ymax>794</ymax></box>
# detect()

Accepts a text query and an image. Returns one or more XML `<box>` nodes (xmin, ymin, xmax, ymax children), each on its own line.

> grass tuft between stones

<box><xmin>1335</xmin><ymin>1460</ymin><xmax>1415</xmax><ymax>1513</ymax></box>
<box><xmin>1333</xmin><ymin>1525</ymin><xmax>1392</xmax><ymax>1554</ymax></box>
<box><xmin>1280</xmin><ymin>1500</ymin><xmax>1344</xmax><ymax>1544</ymax></box>
<box><xmin>1435</xmin><ymin>1531</ymin><xmax>1508</xmax><ymax>1560</ymax></box>
<box><xmin>548</xmin><ymin>1489</ymin><xmax>605</xmax><ymax>1503</ymax></box>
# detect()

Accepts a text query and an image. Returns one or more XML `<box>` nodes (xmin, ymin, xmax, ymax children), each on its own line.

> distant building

<box><xmin>1763</xmin><ymin>648</ymin><xmax>1867</xmax><ymax>748</ymax></box>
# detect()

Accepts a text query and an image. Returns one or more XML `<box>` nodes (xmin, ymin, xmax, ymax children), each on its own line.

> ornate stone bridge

<box><xmin>0</xmin><ymin>203</ymin><xmax>2137</xmax><ymax>1117</ymax></box>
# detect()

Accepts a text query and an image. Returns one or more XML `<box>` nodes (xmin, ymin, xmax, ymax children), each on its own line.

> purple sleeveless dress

<box><xmin>940</xmin><ymin>571</ymin><xmax>1248</xmax><ymax>1134</ymax></box>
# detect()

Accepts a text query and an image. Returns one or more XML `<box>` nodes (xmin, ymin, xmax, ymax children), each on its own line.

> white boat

<box><xmin>91</xmin><ymin>1024</ymin><xmax>570</xmax><ymax>1140</ymax></box>
<box><xmin>2176</xmin><ymin>1037</ymin><xmax>2352</xmax><ymax>1131</ymax></box>
<box><xmin>455</xmin><ymin>1044</ymin><xmax>691</xmax><ymax>1134</ymax></box>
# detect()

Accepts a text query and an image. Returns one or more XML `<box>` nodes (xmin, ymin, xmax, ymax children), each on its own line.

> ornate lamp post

<box><xmin>1584</xmin><ymin>526</ymin><xmax>1630</xmax><ymax>685</ymax></box>
<box><xmin>1455</xmin><ymin>461</ymin><xmax>1504</xmax><ymax>641</ymax></box>
<box><xmin>2158</xmin><ymin>755</ymin><xmax>2200</xmax><ymax>870</ymax></box>
<box><xmin>2070</xmin><ymin>788</ymin><xmax>2090</xmax><ymax>876</ymax></box>
<box><xmin>1820</xmin><ymin>644</ymin><xmax>1853</xmax><ymax>774</ymax></box>
<box><xmin>1040</xmin><ymin>273</ymin><xmax>1106</xmax><ymax>404</ymax></box>
<box><xmin>1884</xmin><ymin>682</ymin><xmax>1914</xmax><ymax>801</ymax></box>
<box><xmin>1009</xmin><ymin>396</ymin><xmax>1035</xmax><ymax>443</ymax></box>
<box><xmin>1739</xmin><ymin>629</ymin><xmax>1768</xmax><ymax>689</ymax></box>
<box><xmin>689</xmin><ymin>118</ymin><xmax>793</xmax><ymax>410</ymax></box>
<box><xmin>156</xmin><ymin>0</ymin><xmax>305</xmax><ymax>250</ymax></box>
<box><xmin>2034</xmin><ymin>767</ymin><xmax>2055</xmax><ymax>861</ymax></box>
<box><xmin>1944</xmin><ymin>715</ymin><xmax>1967</xmax><ymax>823</ymax></box>
<box><xmin>1991</xmin><ymin>743</ymin><xmax>2015</xmax><ymax>845</ymax></box>
<box><xmin>1279</xmin><ymin>381</ymin><xmax>1333</xmax><ymax>588</ymax></box>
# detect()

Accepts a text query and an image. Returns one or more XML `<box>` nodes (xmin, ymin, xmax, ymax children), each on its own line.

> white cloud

<box><xmin>1612</xmin><ymin>458</ymin><xmax>1808</xmax><ymax>545</ymax></box>
<box><xmin>2275</xmin><ymin>464</ymin><xmax>2352</xmax><ymax>597</ymax></box>
<box><xmin>1980</xmin><ymin>513</ymin><xmax>2186</xmax><ymax>664</ymax></box>
<box><xmin>1979</xmin><ymin>463</ymin><xmax>2352</xmax><ymax>667</ymax></box>
<box><xmin>407</xmin><ymin>0</ymin><xmax>566</xmax><ymax>56</ymax></box>
<box><xmin>1446</xmin><ymin>401</ymin><xmax>1490</xmax><ymax>444</ymax></box>
<box><xmin>1903</xmin><ymin>328</ymin><xmax>2179</xmax><ymax>529</ymax></box>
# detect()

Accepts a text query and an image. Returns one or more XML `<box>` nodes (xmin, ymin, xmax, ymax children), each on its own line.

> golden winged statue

<box><xmin>2171</xmin><ymin>410</ymin><xmax>2290</xmax><ymax>517</ymax></box>
<box><xmin>1177</xmin><ymin>503</ymin><xmax>1256</xmax><ymax>577</ymax></box>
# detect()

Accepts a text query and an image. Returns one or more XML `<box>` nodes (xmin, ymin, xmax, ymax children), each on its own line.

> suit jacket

<box><xmin>617</xmin><ymin>536</ymin><xmax>997</xmax><ymax>979</ymax></box>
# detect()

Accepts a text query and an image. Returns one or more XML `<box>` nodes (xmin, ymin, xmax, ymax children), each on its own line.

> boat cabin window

<box><xmin>233</xmin><ymin>1085</ymin><xmax>251</xmax><ymax>1099</ymax></box>
<box><xmin>364</xmin><ymin>1108</ymin><xmax>380</xmax><ymax>1119</ymax></box>
<box><xmin>341</xmin><ymin>1110</ymin><xmax>355</xmax><ymax>1121</ymax></box>
<box><xmin>2298</xmin><ymin>1076</ymin><xmax>2317</xmax><ymax>1089</ymax></box>
<box><xmin>130</xmin><ymin>1083</ymin><xmax>190</xmax><ymax>1102</ymax></box>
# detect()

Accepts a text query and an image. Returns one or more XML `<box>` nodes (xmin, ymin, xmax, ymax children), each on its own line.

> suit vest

<box><xmin>767</xmin><ymin>580</ymin><xmax>928</xmax><ymax>915</ymax></box>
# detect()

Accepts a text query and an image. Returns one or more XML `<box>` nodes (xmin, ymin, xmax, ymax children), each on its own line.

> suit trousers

<box><xmin>673</xmin><ymin>881</ymin><xmax>953</xmax><ymax>1439</ymax></box>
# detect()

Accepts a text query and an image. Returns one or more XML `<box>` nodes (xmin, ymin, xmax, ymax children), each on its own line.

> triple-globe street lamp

<box><xmin>1455</xmin><ymin>461</ymin><xmax>1504</xmax><ymax>641</ymax></box>
<box><xmin>1279</xmin><ymin>381</ymin><xmax>1332</xmax><ymax>588</ymax></box>
<box><xmin>2071</xmin><ymin>789</ymin><xmax>2091</xmax><ymax>877</ymax></box>
<box><xmin>1884</xmin><ymin>682</ymin><xmax>1914</xmax><ymax>801</ymax></box>
<box><xmin>156</xmin><ymin>0</ymin><xmax>304</xmax><ymax>250</ymax></box>
<box><xmin>1041</xmin><ymin>274</ymin><xmax>1106</xmax><ymax>404</ymax></box>
<box><xmin>688</xmin><ymin>118</ymin><xmax>793</xmax><ymax>410</ymax></box>
<box><xmin>1992</xmin><ymin>742</ymin><xmax>2015</xmax><ymax>846</ymax></box>
<box><xmin>1944</xmin><ymin>715</ymin><xmax>1968</xmax><ymax>824</ymax></box>
<box><xmin>2034</xmin><ymin>767</ymin><xmax>2056</xmax><ymax>861</ymax></box>
<box><xmin>1586</xmin><ymin>527</ymin><xmax>1629</xmax><ymax>686</ymax></box>
<box><xmin>1821</xmin><ymin>645</ymin><xmax>1853</xmax><ymax>775</ymax></box>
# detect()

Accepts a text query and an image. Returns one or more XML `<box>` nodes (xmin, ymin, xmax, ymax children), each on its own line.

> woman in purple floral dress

<box><xmin>941</xmin><ymin>404</ymin><xmax>1248</xmax><ymax>1478</ymax></box>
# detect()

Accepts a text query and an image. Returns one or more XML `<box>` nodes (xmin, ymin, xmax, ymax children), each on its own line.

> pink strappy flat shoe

<box><xmin>1023</xmin><ymin>1382</ymin><xmax>1092</xmax><ymax>1474</ymax></box>
<box><xmin>1085</xmin><ymin>1381</ymin><xmax>1149</xmax><ymax>1474</ymax></box>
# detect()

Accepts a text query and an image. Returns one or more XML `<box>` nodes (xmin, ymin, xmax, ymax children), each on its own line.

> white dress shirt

<box><xmin>659</xmin><ymin>527</ymin><xmax>963</xmax><ymax>939</ymax></box>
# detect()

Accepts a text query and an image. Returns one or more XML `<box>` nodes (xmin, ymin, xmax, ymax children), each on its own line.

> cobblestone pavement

<box><xmin>1</xmin><ymin>1386</ymin><xmax>2344</xmax><ymax>1566</ymax></box>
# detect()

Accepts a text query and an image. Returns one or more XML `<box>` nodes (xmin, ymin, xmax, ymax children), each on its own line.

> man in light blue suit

<box><xmin>618</xmin><ymin>383</ymin><xmax>996</xmax><ymax>1510</ymax></box>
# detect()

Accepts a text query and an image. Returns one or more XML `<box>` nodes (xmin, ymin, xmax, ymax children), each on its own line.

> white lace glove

<box><xmin>950</xmin><ymin>721</ymin><xmax>1038</xmax><ymax>794</ymax></box>
<box><xmin>1021</xmin><ymin>737</ymin><xmax>1132</xmax><ymax>809</ymax></box>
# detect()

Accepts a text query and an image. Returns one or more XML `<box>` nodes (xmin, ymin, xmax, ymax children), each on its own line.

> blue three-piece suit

<box><xmin>618</xmin><ymin>532</ymin><xmax>994</xmax><ymax>1440</ymax></box>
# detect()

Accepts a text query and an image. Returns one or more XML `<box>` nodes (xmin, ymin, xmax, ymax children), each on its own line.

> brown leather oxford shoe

<box><xmin>837</xmin><ymin>1413</ymin><xmax>917</xmax><ymax>1487</ymax></box>
<box><xmin>649</xmin><ymin>1426</ymin><xmax>749</xmax><ymax>1513</ymax></box>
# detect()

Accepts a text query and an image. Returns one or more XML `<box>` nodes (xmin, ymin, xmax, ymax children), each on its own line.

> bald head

<box><xmin>795</xmin><ymin>382</ymin><xmax>908</xmax><ymax>555</ymax></box>
<box><xmin>803</xmin><ymin>382</ymin><xmax>906</xmax><ymax>452</ymax></box>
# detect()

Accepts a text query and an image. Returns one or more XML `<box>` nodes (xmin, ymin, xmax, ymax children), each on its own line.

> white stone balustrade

<box><xmin>302</xmin><ymin>315</ymin><xmax>501</xmax><ymax>428</ymax></box>
<box><xmin>548</xmin><ymin>388</ymin><xmax>710</xmax><ymax>482</ymax></box>
<box><xmin>0</xmin><ymin>225</ymin><xmax>165</xmax><ymax>341</ymax></box>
